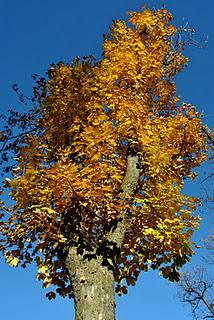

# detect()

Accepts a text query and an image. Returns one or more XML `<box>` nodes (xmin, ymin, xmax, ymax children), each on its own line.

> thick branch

<box><xmin>120</xmin><ymin>155</ymin><xmax>140</xmax><ymax>198</ymax></box>
<box><xmin>107</xmin><ymin>154</ymin><xmax>140</xmax><ymax>247</ymax></box>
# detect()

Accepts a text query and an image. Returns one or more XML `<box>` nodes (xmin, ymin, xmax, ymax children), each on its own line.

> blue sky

<box><xmin>0</xmin><ymin>1</ymin><xmax>213</xmax><ymax>319</ymax></box>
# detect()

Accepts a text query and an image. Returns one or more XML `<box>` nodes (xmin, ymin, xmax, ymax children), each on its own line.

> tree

<box><xmin>178</xmin><ymin>232</ymin><xmax>214</xmax><ymax>320</ymax></box>
<box><xmin>178</xmin><ymin>268</ymin><xmax>214</xmax><ymax>319</ymax></box>
<box><xmin>0</xmin><ymin>7</ymin><xmax>207</xmax><ymax>320</ymax></box>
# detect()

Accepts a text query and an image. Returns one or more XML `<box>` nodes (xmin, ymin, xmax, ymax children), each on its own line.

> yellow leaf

<box><xmin>91</xmin><ymin>154</ymin><xmax>100</xmax><ymax>161</ymax></box>
<box><xmin>43</xmin><ymin>277</ymin><xmax>52</xmax><ymax>288</ymax></box>
<box><xmin>38</xmin><ymin>265</ymin><xmax>48</xmax><ymax>274</ymax></box>
<box><xmin>6</xmin><ymin>256</ymin><xmax>19</xmax><ymax>267</ymax></box>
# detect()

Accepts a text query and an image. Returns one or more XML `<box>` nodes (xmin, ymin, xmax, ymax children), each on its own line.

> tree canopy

<box><xmin>0</xmin><ymin>8</ymin><xmax>206</xmax><ymax>299</ymax></box>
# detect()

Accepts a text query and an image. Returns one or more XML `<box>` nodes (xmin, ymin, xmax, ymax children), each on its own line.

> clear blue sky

<box><xmin>0</xmin><ymin>1</ymin><xmax>213</xmax><ymax>319</ymax></box>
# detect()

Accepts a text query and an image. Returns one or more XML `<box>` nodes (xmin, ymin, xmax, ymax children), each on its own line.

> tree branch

<box><xmin>106</xmin><ymin>154</ymin><xmax>140</xmax><ymax>247</ymax></box>
<box><xmin>202</xmin><ymin>125</ymin><xmax>214</xmax><ymax>150</ymax></box>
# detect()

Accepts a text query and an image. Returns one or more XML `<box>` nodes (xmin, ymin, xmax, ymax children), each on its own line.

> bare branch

<box><xmin>178</xmin><ymin>268</ymin><xmax>214</xmax><ymax>319</ymax></box>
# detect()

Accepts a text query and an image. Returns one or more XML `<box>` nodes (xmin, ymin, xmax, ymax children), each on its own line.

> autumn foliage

<box><xmin>0</xmin><ymin>8</ymin><xmax>206</xmax><ymax>298</ymax></box>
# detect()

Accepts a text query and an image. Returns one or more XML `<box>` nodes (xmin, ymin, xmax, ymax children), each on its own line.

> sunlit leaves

<box><xmin>5</xmin><ymin>255</ymin><xmax>19</xmax><ymax>267</ymax></box>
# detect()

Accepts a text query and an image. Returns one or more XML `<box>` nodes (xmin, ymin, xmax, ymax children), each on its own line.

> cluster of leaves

<box><xmin>0</xmin><ymin>8</ymin><xmax>206</xmax><ymax>298</ymax></box>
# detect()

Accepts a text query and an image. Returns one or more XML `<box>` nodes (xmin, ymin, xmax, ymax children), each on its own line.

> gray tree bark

<box><xmin>64</xmin><ymin>154</ymin><xmax>140</xmax><ymax>320</ymax></box>
<box><xmin>65</xmin><ymin>247</ymin><xmax>115</xmax><ymax>320</ymax></box>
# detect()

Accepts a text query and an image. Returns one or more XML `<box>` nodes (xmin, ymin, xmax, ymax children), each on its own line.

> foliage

<box><xmin>0</xmin><ymin>8</ymin><xmax>206</xmax><ymax>299</ymax></box>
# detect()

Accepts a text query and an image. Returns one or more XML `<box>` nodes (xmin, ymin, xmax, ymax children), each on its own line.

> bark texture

<box><xmin>65</xmin><ymin>247</ymin><xmax>115</xmax><ymax>320</ymax></box>
<box><xmin>64</xmin><ymin>154</ymin><xmax>140</xmax><ymax>320</ymax></box>
<box><xmin>106</xmin><ymin>155</ymin><xmax>140</xmax><ymax>248</ymax></box>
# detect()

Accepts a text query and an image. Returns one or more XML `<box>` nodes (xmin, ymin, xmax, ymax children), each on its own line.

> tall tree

<box><xmin>0</xmin><ymin>7</ymin><xmax>207</xmax><ymax>320</ymax></box>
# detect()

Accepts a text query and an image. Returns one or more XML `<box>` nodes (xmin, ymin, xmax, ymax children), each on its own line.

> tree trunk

<box><xmin>65</xmin><ymin>247</ymin><xmax>115</xmax><ymax>320</ymax></box>
<box><xmin>64</xmin><ymin>154</ymin><xmax>140</xmax><ymax>319</ymax></box>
